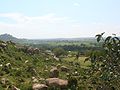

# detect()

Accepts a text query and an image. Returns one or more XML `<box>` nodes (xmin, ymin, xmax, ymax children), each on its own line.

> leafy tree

<box><xmin>53</xmin><ymin>47</ymin><xmax>67</xmax><ymax>57</ymax></box>
<box><xmin>86</xmin><ymin>33</ymin><xmax>120</xmax><ymax>89</ymax></box>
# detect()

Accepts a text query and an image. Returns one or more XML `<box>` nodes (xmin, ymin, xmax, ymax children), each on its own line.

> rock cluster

<box><xmin>32</xmin><ymin>66</ymin><xmax>69</xmax><ymax>90</ymax></box>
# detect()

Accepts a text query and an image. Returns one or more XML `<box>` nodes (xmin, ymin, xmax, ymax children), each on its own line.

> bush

<box><xmin>86</xmin><ymin>33</ymin><xmax>120</xmax><ymax>89</ymax></box>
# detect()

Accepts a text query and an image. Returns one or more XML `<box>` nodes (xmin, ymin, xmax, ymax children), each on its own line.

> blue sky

<box><xmin>0</xmin><ymin>0</ymin><xmax>120</xmax><ymax>39</ymax></box>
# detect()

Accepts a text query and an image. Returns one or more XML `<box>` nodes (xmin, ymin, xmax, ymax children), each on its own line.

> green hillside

<box><xmin>0</xmin><ymin>34</ymin><xmax>119</xmax><ymax>90</ymax></box>
<box><xmin>0</xmin><ymin>40</ymin><xmax>89</xmax><ymax>89</ymax></box>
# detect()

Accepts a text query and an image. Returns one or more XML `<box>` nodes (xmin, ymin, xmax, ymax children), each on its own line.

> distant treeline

<box><xmin>28</xmin><ymin>43</ymin><xmax>102</xmax><ymax>53</ymax></box>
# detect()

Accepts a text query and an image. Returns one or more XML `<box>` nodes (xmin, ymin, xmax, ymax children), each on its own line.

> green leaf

<box><xmin>95</xmin><ymin>32</ymin><xmax>105</xmax><ymax>42</ymax></box>
<box><xmin>105</xmin><ymin>36</ymin><xmax>112</xmax><ymax>43</ymax></box>
<box><xmin>97</xmin><ymin>36</ymin><xmax>101</xmax><ymax>42</ymax></box>
<box><xmin>101</xmin><ymin>32</ymin><xmax>105</xmax><ymax>36</ymax></box>
<box><xmin>112</xmin><ymin>38</ymin><xmax>116</xmax><ymax>44</ymax></box>
<box><xmin>114</xmin><ymin>37</ymin><xmax>120</xmax><ymax>41</ymax></box>
<box><xmin>95</xmin><ymin>34</ymin><xmax>101</xmax><ymax>37</ymax></box>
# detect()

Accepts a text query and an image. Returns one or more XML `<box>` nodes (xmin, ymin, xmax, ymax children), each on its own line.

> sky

<box><xmin>0</xmin><ymin>0</ymin><xmax>120</xmax><ymax>39</ymax></box>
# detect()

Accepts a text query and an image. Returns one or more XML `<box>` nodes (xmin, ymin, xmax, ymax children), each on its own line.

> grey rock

<box><xmin>32</xmin><ymin>83</ymin><xmax>48</xmax><ymax>90</ymax></box>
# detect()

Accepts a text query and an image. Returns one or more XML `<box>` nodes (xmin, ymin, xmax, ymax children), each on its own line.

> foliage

<box><xmin>86</xmin><ymin>33</ymin><xmax>120</xmax><ymax>89</ymax></box>
<box><xmin>53</xmin><ymin>47</ymin><xmax>67</xmax><ymax>57</ymax></box>
<box><xmin>0</xmin><ymin>40</ymin><xmax>77</xmax><ymax>89</ymax></box>
<box><xmin>0</xmin><ymin>33</ymin><xmax>119</xmax><ymax>90</ymax></box>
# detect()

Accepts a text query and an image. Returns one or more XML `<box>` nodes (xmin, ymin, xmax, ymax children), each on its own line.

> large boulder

<box><xmin>49</xmin><ymin>67</ymin><xmax>59</xmax><ymax>78</ymax></box>
<box><xmin>32</xmin><ymin>83</ymin><xmax>48</xmax><ymax>90</ymax></box>
<box><xmin>60</xmin><ymin>66</ymin><xmax>69</xmax><ymax>72</ymax></box>
<box><xmin>46</xmin><ymin>78</ymin><xmax>68</xmax><ymax>89</ymax></box>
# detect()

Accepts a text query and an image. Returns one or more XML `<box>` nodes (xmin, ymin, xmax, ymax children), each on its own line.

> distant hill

<box><xmin>0</xmin><ymin>33</ymin><xmax>97</xmax><ymax>44</ymax></box>
<box><xmin>0</xmin><ymin>34</ymin><xmax>29</xmax><ymax>43</ymax></box>
<box><xmin>0</xmin><ymin>34</ymin><xmax>19</xmax><ymax>42</ymax></box>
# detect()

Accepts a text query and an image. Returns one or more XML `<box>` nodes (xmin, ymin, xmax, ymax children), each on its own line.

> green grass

<box><xmin>63</xmin><ymin>56</ymin><xmax>91</xmax><ymax>68</ymax></box>
<box><xmin>0</xmin><ymin>41</ymin><xmax>92</xmax><ymax>89</ymax></box>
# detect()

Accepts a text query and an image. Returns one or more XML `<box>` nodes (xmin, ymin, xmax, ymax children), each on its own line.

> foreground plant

<box><xmin>85</xmin><ymin>33</ymin><xmax>120</xmax><ymax>89</ymax></box>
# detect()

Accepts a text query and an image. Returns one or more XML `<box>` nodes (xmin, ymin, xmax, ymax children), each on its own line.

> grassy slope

<box><xmin>0</xmin><ymin>42</ymin><xmax>90</xmax><ymax>89</ymax></box>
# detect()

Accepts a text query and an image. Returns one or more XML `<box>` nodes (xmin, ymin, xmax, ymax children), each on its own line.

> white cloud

<box><xmin>0</xmin><ymin>13</ymin><xmax>71</xmax><ymax>38</ymax></box>
<box><xmin>0</xmin><ymin>13</ymin><xmax>119</xmax><ymax>39</ymax></box>
<box><xmin>0</xmin><ymin>13</ymin><xmax>28</xmax><ymax>23</ymax></box>
<box><xmin>73</xmin><ymin>3</ymin><xmax>80</xmax><ymax>7</ymax></box>
<box><xmin>0</xmin><ymin>13</ymin><xmax>68</xmax><ymax>24</ymax></box>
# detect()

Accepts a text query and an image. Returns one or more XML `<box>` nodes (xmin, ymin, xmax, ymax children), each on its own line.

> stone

<box><xmin>60</xmin><ymin>66</ymin><xmax>69</xmax><ymax>72</ymax></box>
<box><xmin>32</xmin><ymin>77</ymin><xmax>39</xmax><ymax>83</ymax></box>
<box><xmin>32</xmin><ymin>83</ymin><xmax>48</xmax><ymax>90</ymax></box>
<box><xmin>39</xmin><ymin>78</ymin><xmax>45</xmax><ymax>81</ymax></box>
<box><xmin>46</xmin><ymin>78</ymin><xmax>68</xmax><ymax>88</ymax></box>
<box><xmin>5</xmin><ymin>63</ymin><xmax>11</xmax><ymax>68</ymax></box>
<box><xmin>53</xmin><ymin>56</ymin><xmax>59</xmax><ymax>61</ymax></box>
<box><xmin>0</xmin><ymin>43</ymin><xmax>7</xmax><ymax>49</ymax></box>
<box><xmin>49</xmin><ymin>67</ymin><xmax>59</xmax><ymax>78</ymax></box>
